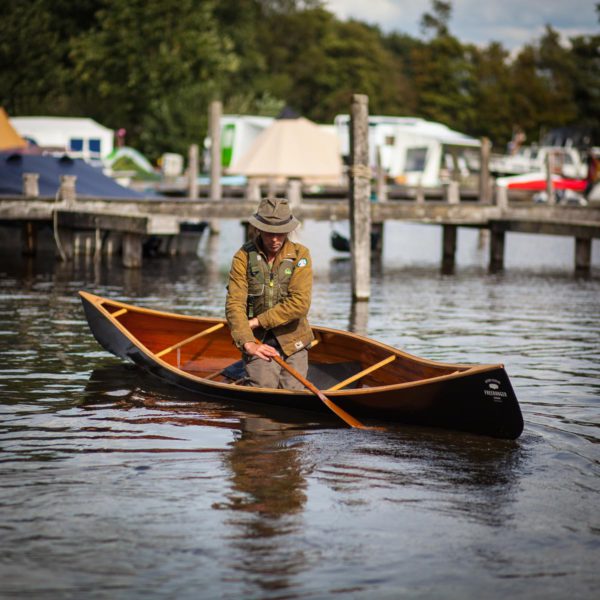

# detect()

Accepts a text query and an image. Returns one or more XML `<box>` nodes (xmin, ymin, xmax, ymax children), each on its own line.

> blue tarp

<box><xmin>0</xmin><ymin>152</ymin><xmax>149</xmax><ymax>198</ymax></box>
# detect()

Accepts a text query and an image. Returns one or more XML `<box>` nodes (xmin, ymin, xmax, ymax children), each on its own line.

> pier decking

<box><xmin>1</xmin><ymin>190</ymin><xmax>598</xmax><ymax>274</ymax></box>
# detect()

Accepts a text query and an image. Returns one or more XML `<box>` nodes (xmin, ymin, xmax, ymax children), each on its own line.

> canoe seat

<box><xmin>220</xmin><ymin>360</ymin><xmax>362</xmax><ymax>390</ymax></box>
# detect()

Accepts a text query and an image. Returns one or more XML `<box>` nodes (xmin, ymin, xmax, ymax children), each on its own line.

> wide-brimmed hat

<box><xmin>248</xmin><ymin>197</ymin><xmax>300</xmax><ymax>234</ymax></box>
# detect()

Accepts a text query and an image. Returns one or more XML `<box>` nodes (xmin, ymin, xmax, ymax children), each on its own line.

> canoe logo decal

<box><xmin>484</xmin><ymin>378</ymin><xmax>507</xmax><ymax>402</ymax></box>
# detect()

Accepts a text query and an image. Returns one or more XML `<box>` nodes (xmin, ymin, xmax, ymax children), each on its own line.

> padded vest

<box><xmin>242</xmin><ymin>240</ymin><xmax>314</xmax><ymax>356</ymax></box>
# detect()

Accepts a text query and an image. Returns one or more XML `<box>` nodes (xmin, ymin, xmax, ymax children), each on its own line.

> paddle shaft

<box><xmin>253</xmin><ymin>338</ymin><xmax>372</xmax><ymax>430</ymax></box>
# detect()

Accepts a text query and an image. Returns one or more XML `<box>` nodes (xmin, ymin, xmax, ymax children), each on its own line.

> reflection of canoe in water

<box><xmin>331</xmin><ymin>230</ymin><xmax>380</xmax><ymax>252</ymax></box>
<box><xmin>79</xmin><ymin>291</ymin><xmax>524</xmax><ymax>439</ymax></box>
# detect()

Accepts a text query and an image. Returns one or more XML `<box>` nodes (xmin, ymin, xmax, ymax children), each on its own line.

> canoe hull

<box><xmin>80</xmin><ymin>293</ymin><xmax>524</xmax><ymax>439</ymax></box>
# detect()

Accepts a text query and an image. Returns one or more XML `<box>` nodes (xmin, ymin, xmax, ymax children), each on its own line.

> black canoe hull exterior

<box><xmin>81</xmin><ymin>295</ymin><xmax>524</xmax><ymax>439</ymax></box>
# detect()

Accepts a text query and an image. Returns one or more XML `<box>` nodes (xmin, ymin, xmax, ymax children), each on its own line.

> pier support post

<box><xmin>575</xmin><ymin>237</ymin><xmax>591</xmax><ymax>276</ymax></box>
<box><xmin>489</xmin><ymin>228</ymin><xmax>505</xmax><ymax>273</ymax></box>
<box><xmin>246</xmin><ymin>179</ymin><xmax>261</xmax><ymax>201</ymax></box>
<box><xmin>21</xmin><ymin>221</ymin><xmax>37</xmax><ymax>256</ymax></box>
<box><xmin>209</xmin><ymin>100</ymin><xmax>222</xmax><ymax>234</ymax></box>
<box><xmin>479</xmin><ymin>137</ymin><xmax>492</xmax><ymax>203</ymax></box>
<box><xmin>545</xmin><ymin>153</ymin><xmax>556</xmax><ymax>205</ymax></box>
<box><xmin>188</xmin><ymin>144</ymin><xmax>199</xmax><ymax>199</ymax></box>
<box><xmin>376</xmin><ymin>146</ymin><xmax>387</xmax><ymax>202</ymax></box>
<box><xmin>122</xmin><ymin>233</ymin><xmax>143</xmax><ymax>268</ymax></box>
<box><xmin>59</xmin><ymin>175</ymin><xmax>77</xmax><ymax>205</ymax></box>
<box><xmin>349</xmin><ymin>93</ymin><xmax>371</xmax><ymax>301</ymax></box>
<box><xmin>495</xmin><ymin>185</ymin><xmax>509</xmax><ymax>210</ymax></box>
<box><xmin>371</xmin><ymin>222</ymin><xmax>384</xmax><ymax>259</ymax></box>
<box><xmin>286</xmin><ymin>178</ymin><xmax>302</xmax><ymax>212</ymax></box>
<box><xmin>446</xmin><ymin>181</ymin><xmax>460</xmax><ymax>204</ymax></box>
<box><xmin>442</xmin><ymin>224</ymin><xmax>457</xmax><ymax>274</ymax></box>
<box><xmin>22</xmin><ymin>173</ymin><xmax>39</xmax><ymax>198</ymax></box>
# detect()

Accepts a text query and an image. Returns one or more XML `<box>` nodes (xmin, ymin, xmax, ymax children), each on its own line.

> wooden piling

<box><xmin>376</xmin><ymin>146</ymin><xmax>388</xmax><ymax>202</ymax></box>
<box><xmin>575</xmin><ymin>237</ymin><xmax>591</xmax><ymax>276</ymax></box>
<box><xmin>122</xmin><ymin>233</ymin><xmax>143</xmax><ymax>268</ymax></box>
<box><xmin>442</xmin><ymin>224</ymin><xmax>457</xmax><ymax>274</ymax></box>
<box><xmin>59</xmin><ymin>175</ymin><xmax>77</xmax><ymax>205</ymax></box>
<box><xmin>209</xmin><ymin>100</ymin><xmax>222</xmax><ymax>234</ymax></box>
<box><xmin>489</xmin><ymin>228</ymin><xmax>505</xmax><ymax>272</ymax></box>
<box><xmin>479</xmin><ymin>137</ymin><xmax>492</xmax><ymax>203</ymax></box>
<box><xmin>546</xmin><ymin>153</ymin><xmax>556</xmax><ymax>205</ymax></box>
<box><xmin>22</xmin><ymin>173</ymin><xmax>39</xmax><ymax>198</ymax></box>
<box><xmin>349</xmin><ymin>94</ymin><xmax>371</xmax><ymax>301</ymax></box>
<box><xmin>286</xmin><ymin>178</ymin><xmax>302</xmax><ymax>211</ymax></box>
<box><xmin>495</xmin><ymin>185</ymin><xmax>509</xmax><ymax>210</ymax></box>
<box><xmin>446</xmin><ymin>181</ymin><xmax>460</xmax><ymax>204</ymax></box>
<box><xmin>188</xmin><ymin>144</ymin><xmax>199</xmax><ymax>199</ymax></box>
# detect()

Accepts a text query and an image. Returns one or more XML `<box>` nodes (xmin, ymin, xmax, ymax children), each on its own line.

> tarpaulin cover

<box><xmin>0</xmin><ymin>152</ymin><xmax>147</xmax><ymax>198</ymax></box>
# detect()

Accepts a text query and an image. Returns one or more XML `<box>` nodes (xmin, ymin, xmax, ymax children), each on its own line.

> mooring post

<box><xmin>122</xmin><ymin>233</ymin><xmax>143</xmax><ymax>268</ymax></box>
<box><xmin>55</xmin><ymin>175</ymin><xmax>78</xmax><ymax>260</ymax></box>
<box><xmin>349</xmin><ymin>94</ymin><xmax>371</xmax><ymax>301</ymax></box>
<box><xmin>479</xmin><ymin>137</ymin><xmax>492</xmax><ymax>203</ymax></box>
<box><xmin>209</xmin><ymin>100</ymin><xmax>222</xmax><ymax>234</ymax></box>
<box><xmin>286</xmin><ymin>178</ymin><xmax>302</xmax><ymax>212</ymax></box>
<box><xmin>545</xmin><ymin>152</ymin><xmax>556</xmax><ymax>205</ymax></box>
<box><xmin>375</xmin><ymin>146</ymin><xmax>387</xmax><ymax>202</ymax></box>
<box><xmin>446</xmin><ymin>181</ymin><xmax>460</xmax><ymax>204</ymax></box>
<box><xmin>188</xmin><ymin>143</ymin><xmax>199</xmax><ymax>199</ymax></box>
<box><xmin>21</xmin><ymin>173</ymin><xmax>40</xmax><ymax>256</ymax></box>
<box><xmin>22</xmin><ymin>173</ymin><xmax>39</xmax><ymax>198</ymax></box>
<box><xmin>489</xmin><ymin>227</ymin><xmax>505</xmax><ymax>273</ymax></box>
<box><xmin>495</xmin><ymin>185</ymin><xmax>509</xmax><ymax>210</ymax></box>
<box><xmin>371</xmin><ymin>221</ymin><xmax>384</xmax><ymax>260</ymax></box>
<box><xmin>575</xmin><ymin>237</ymin><xmax>591</xmax><ymax>276</ymax></box>
<box><xmin>442</xmin><ymin>224</ymin><xmax>457</xmax><ymax>274</ymax></box>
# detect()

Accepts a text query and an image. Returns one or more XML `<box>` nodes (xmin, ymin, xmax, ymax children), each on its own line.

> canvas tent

<box><xmin>0</xmin><ymin>152</ymin><xmax>148</xmax><ymax>198</ymax></box>
<box><xmin>0</xmin><ymin>108</ymin><xmax>27</xmax><ymax>151</ymax></box>
<box><xmin>228</xmin><ymin>117</ymin><xmax>342</xmax><ymax>183</ymax></box>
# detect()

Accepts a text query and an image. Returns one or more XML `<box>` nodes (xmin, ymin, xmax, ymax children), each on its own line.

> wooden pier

<box><xmin>0</xmin><ymin>189</ymin><xmax>598</xmax><ymax>275</ymax></box>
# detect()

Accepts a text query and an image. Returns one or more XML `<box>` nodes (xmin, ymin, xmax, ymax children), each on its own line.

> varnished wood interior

<box><xmin>99</xmin><ymin>299</ymin><xmax>465</xmax><ymax>388</ymax></box>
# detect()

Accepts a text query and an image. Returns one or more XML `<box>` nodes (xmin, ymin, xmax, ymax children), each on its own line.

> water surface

<box><xmin>1</xmin><ymin>221</ymin><xmax>599</xmax><ymax>599</ymax></box>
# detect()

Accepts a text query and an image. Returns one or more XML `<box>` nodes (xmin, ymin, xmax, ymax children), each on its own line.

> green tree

<box><xmin>0</xmin><ymin>1</ymin><xmax>66</xmax><ymax>114</ymax></box>
<box><xmin>70</xmin><ymin>0</ymin><xmax>237</xmax><ymax>158</ymax></box>
<box><xmin>411</xmin><ymin>1</ymin><xmax>476</xmax><ymax>131</ymax></box>
<box><xmin>467</xmin><ymin>42</ymin><xmax>514</xmax><ymax>146</ymax></box>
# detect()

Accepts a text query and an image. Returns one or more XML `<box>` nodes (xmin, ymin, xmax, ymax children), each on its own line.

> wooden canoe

<box><xmin>79</xmin><ymin>291</ymin><xmax>524</xmax><ymax>439</ymax></box>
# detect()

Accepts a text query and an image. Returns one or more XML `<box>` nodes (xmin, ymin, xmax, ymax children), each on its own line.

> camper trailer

<box><xmin>10</xmin><ymin>116</ymin><xmax>114</xmax><ymax>164</ymax></box>
<box><xmin>333</xmin><ymin>115</ymin><xmax>481</xmax><ymax>187</ymax></box>
<box><xmin>217</xmin><ymin>115</ymin><xmax>274</xmax><ymax>170</ymax></box>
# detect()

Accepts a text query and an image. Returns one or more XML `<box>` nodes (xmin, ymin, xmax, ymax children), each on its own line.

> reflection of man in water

<box><xmin>226</xmin><ymin>197</ymin><xmax>314</xmax><ymax>389</ymax></box>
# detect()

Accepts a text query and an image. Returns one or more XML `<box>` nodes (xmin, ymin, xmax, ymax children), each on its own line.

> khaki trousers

<box><xmin>244</xmin><ymin>348</ymin><xmax>308</xmax><ymax>390</ymax></box>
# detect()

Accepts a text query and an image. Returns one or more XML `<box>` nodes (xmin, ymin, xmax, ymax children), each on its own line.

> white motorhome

<box><xmin>218</xmin><ymin>115</ymin><xmax>274</xmax><ymax>170</ymax></box>
<box><xmin>333</xmin><ymin>115</ymin><xmax>481</xmax><ymax>187</ymax></box>
<box><xmin>10</xmin><ymin>116</ymin><xmax>114</xmax><ymax>163</ymax></box>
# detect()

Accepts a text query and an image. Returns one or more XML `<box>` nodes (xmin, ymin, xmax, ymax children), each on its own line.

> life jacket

<box><xmin>242</xmin><ymin>239</ymin><xmax>313</xmax><ymax>356</ymax></box>
<box><xmin>244</xmin><ymin>240</ymin><xmax>296</xmax><ymax>319</ymax></box>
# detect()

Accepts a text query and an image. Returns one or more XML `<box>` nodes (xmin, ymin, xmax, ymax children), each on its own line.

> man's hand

<box><xmin>248</xmin><ymin>317</ymin><xmax>260</xmax><ymax>330</ymax></box>
<box><xmin>243</xmin><ymin>341</ymin><xmax>279</xmax><ymax>361</ymax></box>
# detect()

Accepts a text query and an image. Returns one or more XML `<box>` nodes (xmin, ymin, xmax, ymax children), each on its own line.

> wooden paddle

<box><xmin>254</xmin><ymin>338</ymin><xmax>374</xmax><ymax>430</ymax></box>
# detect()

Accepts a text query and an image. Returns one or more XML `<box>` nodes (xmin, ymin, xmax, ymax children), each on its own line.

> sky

<box><xmin>325</xmin><ymin>0</ymin><xmax>599</xmax><ymax>50</ymax></box>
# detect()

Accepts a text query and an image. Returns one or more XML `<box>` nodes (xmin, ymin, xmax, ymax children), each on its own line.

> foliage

<box><xmin>1</xmin><ymin>0</ymin><xmax>598</xmax><ymax>158</ymax></box>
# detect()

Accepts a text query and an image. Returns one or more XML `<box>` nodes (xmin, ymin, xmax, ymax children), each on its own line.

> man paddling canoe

<box><xmin>225</xmin><ymin>197</ymin><xmax>314</xmax><ymax>389</ymax></box>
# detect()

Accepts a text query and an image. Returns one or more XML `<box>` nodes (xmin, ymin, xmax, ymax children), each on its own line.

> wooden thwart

<box><xmin>156</xmin><ymin>323</ymin><xmax>225</xmax><ymax>358</ymax></box>
<box><xmin>327</xmin><ymin>354</ymin><xmax>396</xmax><ymax>391</ymax></box>
<box><xmin>111</xmin><ymin>308</ymin><xmax>128</xmax><ymax>318</ymax></box>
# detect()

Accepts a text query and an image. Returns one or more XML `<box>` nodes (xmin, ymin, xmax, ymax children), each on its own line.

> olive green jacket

<box><xmin>226</xmin><ymin>238</ymin><xmax>314</xmax><ymax>357</ymax></box>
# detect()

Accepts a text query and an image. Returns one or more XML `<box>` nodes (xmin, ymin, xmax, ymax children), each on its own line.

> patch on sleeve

<box><xmin>297</xmin><ymin>258</ymin><xmax>308</xmax><ymax>268</ymax></box>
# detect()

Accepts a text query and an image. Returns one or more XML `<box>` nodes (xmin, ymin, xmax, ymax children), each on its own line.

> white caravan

<box><xmin>333</xmin><ymin>115</ymin><xmax>481</xmax><ymax>187</ymax></box>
